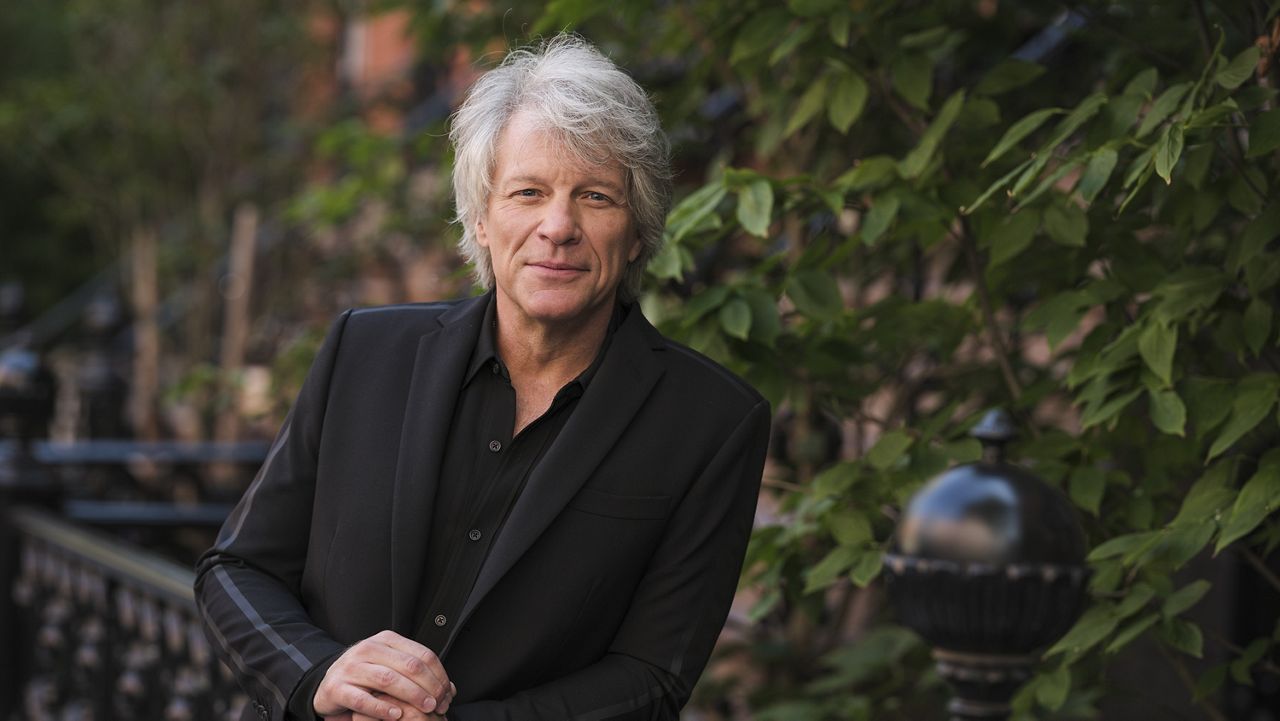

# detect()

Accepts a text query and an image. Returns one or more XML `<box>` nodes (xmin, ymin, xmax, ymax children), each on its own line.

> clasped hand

<box><xmin>314</xmin><ymin>630</ymin><xmax>456</xmax><ymax>720</ymax></box>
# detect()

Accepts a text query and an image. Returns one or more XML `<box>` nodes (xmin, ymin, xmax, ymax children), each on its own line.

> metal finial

<box><xmin>970</xmin><ymin>408</ymin><xmax>1016</xmax><ymax>463</ymax></box>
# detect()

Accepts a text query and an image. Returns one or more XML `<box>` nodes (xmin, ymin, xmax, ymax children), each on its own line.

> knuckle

<box><xmin>404</xmin><ymin>656</ymin><xmax>427</xmax><ymax>675</ymax></box>
<box><xmin>374</xmin><ymin>667</ymin><xmax>397</xmax><ymax>686</ymax></box>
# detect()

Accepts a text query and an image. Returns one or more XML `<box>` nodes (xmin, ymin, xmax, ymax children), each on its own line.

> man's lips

<box><xmin>529</xmin><ymin>261</ymin><xmax>586</xmax><ymax>272</ymax></box>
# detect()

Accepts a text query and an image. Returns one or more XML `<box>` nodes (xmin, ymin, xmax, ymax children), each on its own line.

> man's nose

<box><xmin>537</xmin><ymin>197</ymin><xmax>579</xmax><ymax>245</ymax></box>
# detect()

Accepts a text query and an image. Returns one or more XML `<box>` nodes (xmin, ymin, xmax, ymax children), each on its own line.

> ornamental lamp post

<box><xmin>882</xmin><ymin>409</ymin><xmax>1091</xmax><ymax>721</ymax></box>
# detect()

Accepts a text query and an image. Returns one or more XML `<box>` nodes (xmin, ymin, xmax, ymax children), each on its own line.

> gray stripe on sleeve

<box><xmin>214</xmin><ymin>566</ymin><xmax>314</xmax><ymax>672</ymax></box>
<box><xmin>196</xmin><ymin>593</ymin><xmax>289</xmax><ymax>709</ymax></box>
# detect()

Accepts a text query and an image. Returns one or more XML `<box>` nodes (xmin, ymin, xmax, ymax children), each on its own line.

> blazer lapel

<box><xmin>388</xmin><ymin>295</ymin><xmax>489</xmax><ymax>633</ymax></box>
<box><xmin>445</xmin><ymin>308</ymin><xmax>666</xmax><ymax>652</ymax></box>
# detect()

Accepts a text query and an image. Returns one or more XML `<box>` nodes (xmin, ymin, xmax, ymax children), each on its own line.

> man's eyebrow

<box><xmin>502</xmin><ymin>174</ymin><xmax>625</xmax><ymax>195</ymax></box>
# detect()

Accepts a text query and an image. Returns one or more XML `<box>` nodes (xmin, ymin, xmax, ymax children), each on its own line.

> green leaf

<box><xmin>1124</xmin><ymin>67</ymin><xmax>1159</xmax><ymax>96</ymax></box>
<box><xmin>860</xmin><ymin>195</ymin><xmax>900</xmax><ymax>244</ymax></box>
<box><xmin>1043</xmin><ymin>202</ymin><xmax>1088</xmax><ymax>246</ymax></box>
<box><xmin>981</xmin><ymin>108</ymin><xmax>1061</xmax><ymax>167</ymax></box>
<box><xmin>647</xmin><ymin>242</ymin><xmax>684</xmax><ymax>281</ymax></box>
<box><xmin>986</xmin><ymin>209</ymin><xmax>1040</xmax><ymax>268</ymax></box>
<box><xmin>1162</xmin><ymin>618</ymin><xmax>1205</xmax><ymax>658</ymax></box>
<box><xmin>1244</xmin><ymin>298</ymin><xmax>1272</xmax><ymax>355</ymax></box>
<box><xmin>867</xmin><ymin>430</ymin><xmax>913</xmax><ymax>470</ymax></box>
<box><xmin>899</xmin><ymin>90</ymin><xmax>966</xmax><ymax>178</ymax></box>
<box><xmin>1154</xmin><ymin>124</ymin><xmax>1185</xmax><ymax>185</ymax></box>
<box><xmin>1163</xmin><ymin>580</ymin><xmax>1212</xmax><ymax>618</ymax></box>
<box><xmin>1153</xmin><ymin>267</ymin><xmax>1228</xmax><ymax>323</ymax></box>
<box><xmin>828</xmin><ymin>72</ymin><xmax>869</xmax><ymax>133</ymax></box>
<box><xmin>891</xmin><ymin>52</ymin><xmax>934</xmax><ymax>110</ymax></box>
<box><xmin>1138</xmin><ymin>82</ymin><xmax>1192</xmax><ymax>137</ymax></box>
<box><xmin>1217</xmin><ymin>46</ymin><xmax>1261</xmax><ymax>89</ymax></box>
<box><xmin>1078</xmin><ymin>148</ymin><xmax>1119</xmax><ymax>204</ymax></box>
<box><xmin>1025</xmin><ymin>291</ymin><xmax>1089</xmax><ymax>351</ymax></box>
<box><xmin>1117</xmin><ymin>583</ymin><xmax>1157</xmax><ymax>618</ymax></box>
<box><xmin>1149</xmin><ymin>388</ymin><xmax>1187</xmax><ymax>436</ymax></box>
<box><xmin>719</xmin><ymin>298</ymin><xmax>752</xmax><ymax>340</ymax></box>
<box><xmin>666</xmin><ymin>183</ymin><xmax>727</xmax><ymax>243</ymax></box>
<box><xmin>787</xmin><ymin>0</ymin><xmax>842</xmax><ymax>18</ymax></box>
<box><xmin>1045</xmin><ymin>93</ymin><xmax>1108</xmax><ymax>148</ymax></box>
<box><xmin>1069</xmin><ymin>466</ymin><xmax>1106</xmax><ymax>515</ymax></box>
<box><xmin>849</xmin><ymin>551</ymin><xmax>883</xmax><ymax>587</ymax></box>
<box><xmin>1080</xmin><ymin>387</ymin><xmax>1143</xmax><ymax>430</ymax></box>
<box><xmin>1207</xmin><ymin>375</ymin><xmax>1280</xmax><ymax>460</ymax></box>
<box><xmin>769</xmin><ymin>23</ymin><xmax>817</xmax><ymax>66</ymax></box>
<box><xmin>803</xmin><ymin>544</ymin><xmax>859</xmax><ymax>594</ymax></box>
<box><xmin>1035</xmin><ymin>665</ymin><xmax>1070</xmax><ymax>711</ymax></box>
<box><xmin>743</xmin><ymin>289</ymin><xmax>781</xmax><ymax>345</ymax></box>
<box><xmin>1046</xmin><ymin>603</ymin><xmax>1120</xmax><ymax>658</ymax></box>
<box><xmin>1172</xmin><ymin>464</ymin><xmax>1237</xmax><ymax>526</ymax></box>
<box><xmin>975</xmin><ymin>59</ymin><xmax>1046</xmax><ymax>96</ymax></box>
<box><xmin>787</xmin><ymin>269</ymin><xmax>843</xmax><ymax>318</ymax></box>
<box><xmin>1138</xmin><ymin>322</ymin><xmax>1177</xmax><ymax>387</ymax></box>
<box><xmin>785</xmin><ymin>75</ymin><xmax>831</xmax><ymax>138</ymax></box>
<box><xmin>1089</xmin><ymin>531</ymin><xmax>1159</xmax><ymax>561</ymax></box>
<box><xmin>1247</xmin><ymin>109</ymin><xmax>1280</xmax><ymax>158</ymax></box>
<box><xmin>1216</xmin><ymin>450</ymin><xmax>1280</xmax><ymax>552</ymax></box>
<box><xmin>1195</xmin><ymin>665</ymin><xmax>1227</xmax><ymax>701</ymax></box>
<box><xmin>731</xmin><ymin>10</ymin><xmax>790</xmax><ymax>65</ymax></box>
<box><xmin>961</xmin><ymin>158</ymin><xmax>1031</xmax><ymax>215</ymax></box>
<box><xmin>828</xmin><ymin>12</ymin><xmax>852</xmax><ymax>47</ymax></box>
<box><xmin>827</xmin><ymin>510</ymin><xmax>872</xmax><ymax>546</ymax></box>
<box><xmin>1232</xmin><ymin>639</ymin><xmax>1269</xmax><ymax>684</ymax></box>
<box><xmin>737</xmin><ymin>178</ymin><xmax>774</xmax><ymax>236</ymax></box>
<box><xmin>1107</xmin><ymin>613</ymin><xmax>1160</xmax><ymax>653</ymax></box>
<box><xmin>1237</xmin><ymin>204</ymin><xmax>1280</xmax><ymax>272</ymax></box>
<box><xmin>1165</xmin><ymin>519</ymin><xmax>1217</xmax><ymax>568</ymax></box>
<box><xmin>836</xmin><ymin>156</ymin><xmax>899</xmax><ymax>192</ymax></box>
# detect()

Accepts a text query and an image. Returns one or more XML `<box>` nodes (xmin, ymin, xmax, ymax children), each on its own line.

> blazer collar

<box><xmin>388</xmin><ymin>293</ymin><xmax>489</xmax><ymax>633</ymax></box>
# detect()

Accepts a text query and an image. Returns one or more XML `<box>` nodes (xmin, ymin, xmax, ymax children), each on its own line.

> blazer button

<box><xmin>468</xmin><ymin>529</ymin><xmax>482</xmax><ymax>542</ymax></box>
<box><xmin>488</xmin><ymin>440</ymin><xmax>502</xmax><ymax>452</ymax></box>
<box><xmin>434</xmin><ymin>614</ymin><xmax>448</xmax><ymax>627</ymax></box>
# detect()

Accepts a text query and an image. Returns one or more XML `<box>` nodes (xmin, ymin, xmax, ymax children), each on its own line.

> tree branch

<box><xmin>1238</xmin><ymin>546</ymin><xmax>1280</xmax><ymax>595</ymax></box>
<box><xmin>955</xmin><ymin>222</ymin><xmax>1025</xmax><ymax>403</ymax></box>
<box><xmin>1159</xmin><ymin>643</ymin><xmax>1230</xmax><ymax>721</ymax></box>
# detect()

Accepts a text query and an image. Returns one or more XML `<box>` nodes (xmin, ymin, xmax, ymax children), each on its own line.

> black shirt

<box><xmin>413</xmin><ymin>297</ymin><xmax>615</xmax><ymax>649</ymax></box>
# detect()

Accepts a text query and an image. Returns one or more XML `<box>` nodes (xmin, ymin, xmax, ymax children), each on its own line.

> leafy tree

<box><xmin>364</xmin><ymin>1</ymin><xmax>1280</xmax><ymax>717</ymax></box>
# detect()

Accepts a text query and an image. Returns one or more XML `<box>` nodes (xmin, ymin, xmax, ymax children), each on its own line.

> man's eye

<box><xmin>515</xmin><ymin>189</ymin><xmax>538</xmax><ymax>197</ymax></box>
<box><xmin>584</xmin><ymin>191</ymin><xmax>612</xmax><ymax>202</ymax></box>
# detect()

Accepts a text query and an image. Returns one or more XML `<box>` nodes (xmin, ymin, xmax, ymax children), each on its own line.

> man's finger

<box><xmin>328</xmin><ymin>683</ymin><xmax>406</xmax><ymax>720</ymax></box>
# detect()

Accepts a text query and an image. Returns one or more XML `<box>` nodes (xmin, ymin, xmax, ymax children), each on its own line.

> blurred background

<box><xmin>2</xmin><ymin>1</ymin><xmax>1279</xmax><ymax>719</ymax></box>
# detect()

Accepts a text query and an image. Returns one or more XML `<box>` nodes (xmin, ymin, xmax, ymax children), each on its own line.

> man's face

<box><xmin>477</xmin><ymin>110</ymin><xmax>638</xmax><ymax>334</ymax></box>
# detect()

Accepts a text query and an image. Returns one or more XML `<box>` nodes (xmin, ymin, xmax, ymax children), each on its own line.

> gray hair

<box><xmin>449</xmin><ymin>35</ymin><xmax>672</xmax><ymax>302</ymax></box>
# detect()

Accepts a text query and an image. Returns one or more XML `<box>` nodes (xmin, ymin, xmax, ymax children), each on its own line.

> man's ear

<box><xmin>476</xmin><ymin>221</ymin><xmax>489</xmax><ymax>248</ymax></box>
<box><xmin>627</xmin><ymin>231</ymin><xmax>642</xmax><ymax>262</ymax></box>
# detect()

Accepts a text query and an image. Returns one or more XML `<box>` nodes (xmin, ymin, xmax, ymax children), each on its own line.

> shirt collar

<box><xmin>463</xmin><ymin>292</ymin><xmax>625</xmax><ymax>390</ymax></box>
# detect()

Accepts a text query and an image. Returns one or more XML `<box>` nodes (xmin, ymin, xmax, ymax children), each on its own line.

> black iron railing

<box><xmin>7</xmin><ymin>507</ymin><xmax>245</xmax><ymax>721</ymax></box>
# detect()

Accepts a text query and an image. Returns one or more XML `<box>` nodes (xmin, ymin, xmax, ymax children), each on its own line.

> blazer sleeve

<box><xmin>447</xmin><ymin>398</ymin><xmax>771</xmax><ymax>721</ymax></box>
<box><xmin>194</xmin><ymin>310</ymin><xmax>354</xmax><ymax>721</ymax></box>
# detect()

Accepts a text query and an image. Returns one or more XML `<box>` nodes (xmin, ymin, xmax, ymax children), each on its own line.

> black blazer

<box><xmin>195</xmin><ymin>294</ymin><xmax>770</xmax><ymax>721</ymax></box>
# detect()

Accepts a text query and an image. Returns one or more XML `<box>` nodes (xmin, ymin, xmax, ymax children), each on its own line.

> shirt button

<box><xmin>434</xmin><ymin>614</ymin><xmax>447</xmax><ymax>627</ymax></box>
<box><xmin>491</xmin><ymin>361</ymin><xmax>500</xmax><ymax>374</ymax></box>
<box><xmin>468</xmin><ymin>529</ymin><xmax>482</xmax><ymax>542</ymax></box>
<box><xmin>488</xmin><ymin>440</ymin><xmax>502</xmax><ymax>452</ymax></box>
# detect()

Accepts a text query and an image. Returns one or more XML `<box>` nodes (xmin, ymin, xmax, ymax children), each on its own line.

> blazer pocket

<box><xmin>567</xmin><ymin>487</ymin><xmax>671</xmax><ymax>520</ymax></box>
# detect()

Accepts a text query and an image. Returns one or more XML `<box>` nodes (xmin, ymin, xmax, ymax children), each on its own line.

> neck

<box><xmin>493</xmin><ymin>297</ymin><xmax>614</xmax><ymax>383</ymax></box>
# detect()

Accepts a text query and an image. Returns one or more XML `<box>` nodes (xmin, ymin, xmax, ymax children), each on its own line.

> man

<box><xmin>195</xmin><ymin>36</ymin><xmax>770</xmax><ymax>721</ymax></box>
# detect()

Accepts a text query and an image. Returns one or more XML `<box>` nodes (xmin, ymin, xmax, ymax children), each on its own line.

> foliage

<box><xmin>16</xmin><ymin>0</ymin><xmax>1279</xmax><ymax>716</ymax></box>
<box><xmin>366</xmin><ymin>0</ymin><xmax>1280</xmax><ymax>717</ymax></box>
